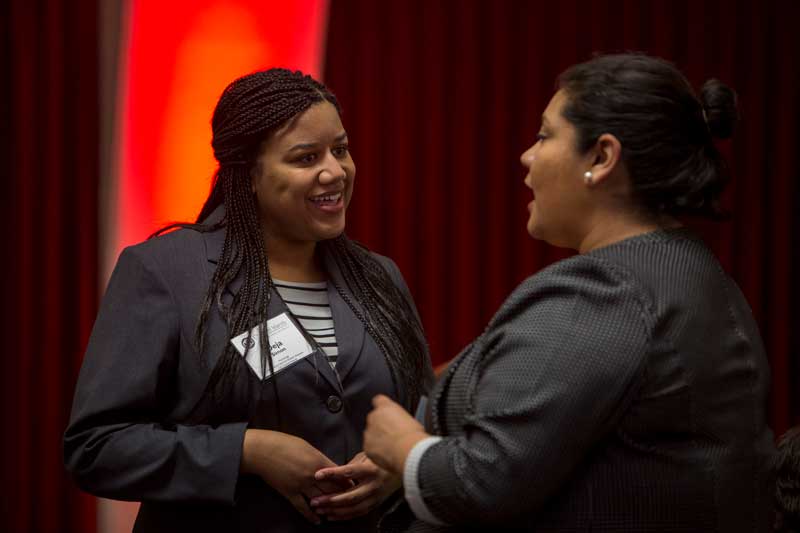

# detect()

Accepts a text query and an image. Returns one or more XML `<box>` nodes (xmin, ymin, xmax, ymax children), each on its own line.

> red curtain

<box><xmin>2</xmin><ymin>0</ymin><xmax>99</xmax><ymax>531</ymax></box>
<box><xmin>324</xmin><ymin>0</ymin><xmax>800</xmax><ymax>435</ymax></box>
<box><xmin>2</xmin><ymin>2</ymin><xmax>797</xmax><ymax>532</ymax></box>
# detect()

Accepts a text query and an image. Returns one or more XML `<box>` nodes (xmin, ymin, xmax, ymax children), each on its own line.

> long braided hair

<box><xmin>159</xmin><ymin>69</ymin><xmax>428</xmax><ymax>418</ymax></box>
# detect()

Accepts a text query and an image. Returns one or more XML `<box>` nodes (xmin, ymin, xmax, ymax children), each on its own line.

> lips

<box><xmin>309</xmin><ymin>192</ymin><xmax>343</xmax><ymax>206</ymax></box>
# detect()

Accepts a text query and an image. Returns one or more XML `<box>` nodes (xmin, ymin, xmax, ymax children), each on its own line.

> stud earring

<box><xmin>583</xmin><ymin>171</ymin><xmax>593</xmax><ymax>185</ymax></box>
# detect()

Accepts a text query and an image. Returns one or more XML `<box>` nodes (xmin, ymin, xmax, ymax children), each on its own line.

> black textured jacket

<box><xmin>384</xmin><ymin>228</ymin><xmax>774</xmax><ymax>532</ymax></box>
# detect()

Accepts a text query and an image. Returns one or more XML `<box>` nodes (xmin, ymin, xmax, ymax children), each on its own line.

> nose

<box><xmin>318</xmin><ymin>150</ymin><xmax>346</xmax><ymax>184</ymax></box>
<box><xmin>520</xmin><ymin>145</ymin><xmax>535</xmax><ymax>168</ymax></box>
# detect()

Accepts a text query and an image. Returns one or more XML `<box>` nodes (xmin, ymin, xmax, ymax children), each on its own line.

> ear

<box><xmin>586</xmin><ymin>133</ymin><xmax>622</xmax><ymax>186</ymax></box>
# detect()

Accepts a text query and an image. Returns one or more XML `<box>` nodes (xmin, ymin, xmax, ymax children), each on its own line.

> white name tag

<box><xmin>230</xmin><ymin>312</ymin><xmax>315</xmax><ymax>379</ymax></box>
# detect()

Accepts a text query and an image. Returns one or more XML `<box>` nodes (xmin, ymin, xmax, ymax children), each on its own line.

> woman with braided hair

<box><xmin>64</xmin><ymin>69</ymin><xmax>433</xmax><ymax>532</ymax></box>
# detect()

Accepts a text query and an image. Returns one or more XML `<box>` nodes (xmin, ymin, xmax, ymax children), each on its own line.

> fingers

<box><xmin>314</xmin><ymin>464</ymin><xmax>351</xmax><ymax>480</ymax></box>
<box><xmin>315</xmin><ymin>460</ymin><xmax>378</xmax><ymax>484</ymax></box>
<box><xmin>347</xmin><ymin>451</ymin><xmax>368</xmax><ymax>464</ymax></box>
<box><xmin>288</xmin><ymin>494</ymin><xmax>321</xmax><ymax>525</ymax></box>
<box><xmin>320</xmin><ymin>497</ymin><xmax>375</xmax><ymax>521</ymax></box>
<box><xmin>306</xmin><ymin>484</ymin><xmax>325</xmax><ymax>499</ymax></box>
<box><xmin>315</xmin><ymin>478</ymin><xmax>353</xmax><ymax>494</ymax></box>
<box><xmin>311</xmin><ymin>479</ymin><xmax>375</xmax><ymax>507</ymax></box>
<box><xmin>371</xmin><ymin>394</ymin><xmax>394</xmax><ymax>408</ymax></box>
<box><xmin>311</xmin><ymin>481</ymin><xmax>378</xmax><ymax>520</ymax></box>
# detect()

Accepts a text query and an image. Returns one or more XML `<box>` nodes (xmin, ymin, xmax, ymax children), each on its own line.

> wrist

<box><xmin>387</xmin><ymin>470</ymin><xmax>403</xmax><ymax>492</ymax></box>
<box><xmin>241</xmin><ymin>429</ymin><xmax>282</xmax><ymax>474</ymax></box>
<box><xmin>241</xmin><ymin>429</ymin><xmax>258</xmax><ymax>474</ymax></box>
<box><xmin>393</xmin><ymin>431</ymin><xmax>430</xmax><ymax>476</ymax></box>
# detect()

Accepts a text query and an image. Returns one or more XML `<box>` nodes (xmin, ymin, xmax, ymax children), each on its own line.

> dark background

<box><xmin>3</xmin><ymin>0</ymin><xmax>798</xmax><ymax>531</ymax></box>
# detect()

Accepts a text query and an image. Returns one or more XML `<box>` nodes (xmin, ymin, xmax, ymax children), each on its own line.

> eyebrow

<box><xmin>287</xmin><ymin>132</ymin><xmax>348</xmax><ymax>152</ymax></box>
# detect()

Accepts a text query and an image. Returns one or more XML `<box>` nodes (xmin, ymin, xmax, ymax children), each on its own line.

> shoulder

<box><xmin>470</xmin><ymin>254</ymin><xmax>654</xmax><ymax>412</ymax></box>
<box><xmin>487</xmin><ymin>253</ymin><xmax>656</xmax><ymax>359</ymax></box>
<box><xmin>113</xmin><ymin>225</ymin><xmax>214</xmax><ymax>283</ymax></box>
<box><xmin>369</xmin><ymin>251</ymin><xmax>415</xmax><ymax>295</ymax></box>
<box><xmin>370</xmin><ymin>252</ymin><xmax>402</xmax><ymax>280</ymax></box>
<box><xmin>511</xmin><ymin>253</ymin><xmax>652</xmax><ymax>313</ymax></box>
<box><xmin>127</xmin><ymin>225</ymin><xmax>207</xmax><ymax>258</ymax></box>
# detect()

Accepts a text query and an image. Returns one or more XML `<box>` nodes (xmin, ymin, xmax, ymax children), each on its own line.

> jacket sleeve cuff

<box><xmin>182</xmin><ymin>420</ymin><xmax>249</xmax><ymax>505</ymax></box>
<box><xmin>403</xmin><ymin>436</ymin><xmax>447</xmax><ymax>525</ymax></box>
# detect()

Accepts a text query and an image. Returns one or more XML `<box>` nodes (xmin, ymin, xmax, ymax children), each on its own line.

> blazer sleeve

<box><xmin>414</xmin><ymin>256</ymin><xmax>653</xmax><ymax>526</ymax></box>
<box><xmin>63</xmin><ymin>246</ymin><xmax>247</xmax><ymax>504</ymax></box>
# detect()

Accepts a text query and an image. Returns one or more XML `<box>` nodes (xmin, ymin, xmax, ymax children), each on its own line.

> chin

<box><xmin>316</xmin><ymin>225</ymin><xmax>346</xmax><ymax>241</ymax></box>
<box><xmin>529</xmin><ymin>218</ymin><xmax>559</xmax><ymax>244</ymax></box>
<box><xmin>526</xmin><ymin>215</ymin><xmax>542</xmax><ymax>240</ymax></box>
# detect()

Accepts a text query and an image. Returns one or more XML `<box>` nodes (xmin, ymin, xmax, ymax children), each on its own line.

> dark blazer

<box><xmin>64</xmin><ymin>206</ymin><xmax>432</xmax><ymax>532</ymax></box>
<box><xmin>382</xmin><ymin>228</ymin><xmax>775</xmax><ymax>532</ymax></box>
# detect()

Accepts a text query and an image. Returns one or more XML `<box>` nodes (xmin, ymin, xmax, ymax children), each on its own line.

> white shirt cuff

<box><xmin>403</xmin><ymin>436</ymin><xmax>447</xmax><ymax>525</ymax></box>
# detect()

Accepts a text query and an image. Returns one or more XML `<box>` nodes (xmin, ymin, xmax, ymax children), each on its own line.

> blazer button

<box><xmin>326</xmin><ymin>395</ymin><xmax>343</xmax><ymax>413</ymax></box>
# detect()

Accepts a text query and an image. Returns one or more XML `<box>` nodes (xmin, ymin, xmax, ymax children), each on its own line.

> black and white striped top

<box><xmin>273</xmin><ymin>279</ymin><xmax>339</xmax><ymax>368</ymax></box>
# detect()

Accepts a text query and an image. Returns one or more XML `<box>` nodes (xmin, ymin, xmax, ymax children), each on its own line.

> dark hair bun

<box><xmin>700</xmin><ymin>79</ymin><xmax>738</xmax><ymax>140</ymax></box>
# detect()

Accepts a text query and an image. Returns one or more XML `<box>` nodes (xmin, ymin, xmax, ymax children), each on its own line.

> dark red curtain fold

<box><xmin>2</xmin><ymin>1</ymin><xmax>99</xmax><ymax>532</ymax></box>
<box><xmin>324</xmin><ymin>0</ymin><xmax>800</xmax><ymax>435</ymax></box>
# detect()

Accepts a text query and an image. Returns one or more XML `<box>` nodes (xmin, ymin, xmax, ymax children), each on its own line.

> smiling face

<box><xmin>519</xmin><ymin>90</ymin><xmax>594</xmax><ymax>248</ymax></box>
<box><xmin>252</xmin><ymin>101</ymin><xmax>355</xmax><ymax>246</ymax></box>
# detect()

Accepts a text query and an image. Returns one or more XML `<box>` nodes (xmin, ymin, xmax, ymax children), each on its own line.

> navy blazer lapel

<box><xmin>322</xmin><ymin>246</ymin><xmax>366</xmax><ymax>383</ymax></box>
<box><xmin>269</xmin><ymin>289</ymin><xmax>342</xmax><ymax>393</ymax></box>
<box><xmin>203</xmin><ymin>206</ymin><xmax>341</xmax><ymax>392</ymax></box>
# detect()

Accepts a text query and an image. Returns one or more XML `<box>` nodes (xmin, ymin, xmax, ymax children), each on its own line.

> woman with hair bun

<box><xmin>364</xmin><ymin>53</ymin><xmax>775</xmax><ymax>532</ymax></box>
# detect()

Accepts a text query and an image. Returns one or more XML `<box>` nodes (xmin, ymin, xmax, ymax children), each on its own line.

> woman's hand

<box><xmin>240</xmin><ymin>429</ymin><xmax>352</xmax><ymax>524</ymax></box>
<box><xmin>363</xmin><ymin>395</ymin><xmax>430</xmax><ymax>476</ymax></box>
<box><xmin>309</xmin><ymin>452</ymin><xmax>401</xmax><ymax>521</ymax></box>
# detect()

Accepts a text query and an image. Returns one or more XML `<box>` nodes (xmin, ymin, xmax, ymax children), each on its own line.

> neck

<box><xmin>577</xmin><ymin>208</ymin><xmax>681</xmax><ymax>254</ymax></box>
<box><xmin>263</xmin><ymin>231</ymin><xmax>325</xmax><ymax>283</ymax></box>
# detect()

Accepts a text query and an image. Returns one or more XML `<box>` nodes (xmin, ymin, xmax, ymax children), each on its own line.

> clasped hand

<box><xmin>310</xmin><ymin>451</ymin><xmax>401</xmax><ymax>521</ymax></box>
<box><xmin>241</xmin><ymin>429</ymin><xmax>399</xmax><ymax>524</ymax></box>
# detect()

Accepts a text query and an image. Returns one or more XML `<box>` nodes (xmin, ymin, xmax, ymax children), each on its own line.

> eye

<box><xmin>332</xmin><ymin>144</ymin><xmax>349</xmax><ymax>158</ymax></box>
<box><xmin>295</xmin><ymin>153</ymin><xmax>317</xmax><ymax>165</ymax></box>
<box><xmin>536</xmin><ymin>133</ymin><xmax>547</xmax><ymax>142</ymax></box>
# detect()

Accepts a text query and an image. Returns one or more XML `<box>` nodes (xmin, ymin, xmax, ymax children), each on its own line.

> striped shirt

<box><xmin>273</xmin><ymin>279</ymin><xmax>339</xmax><ymax>368</ymax></box>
